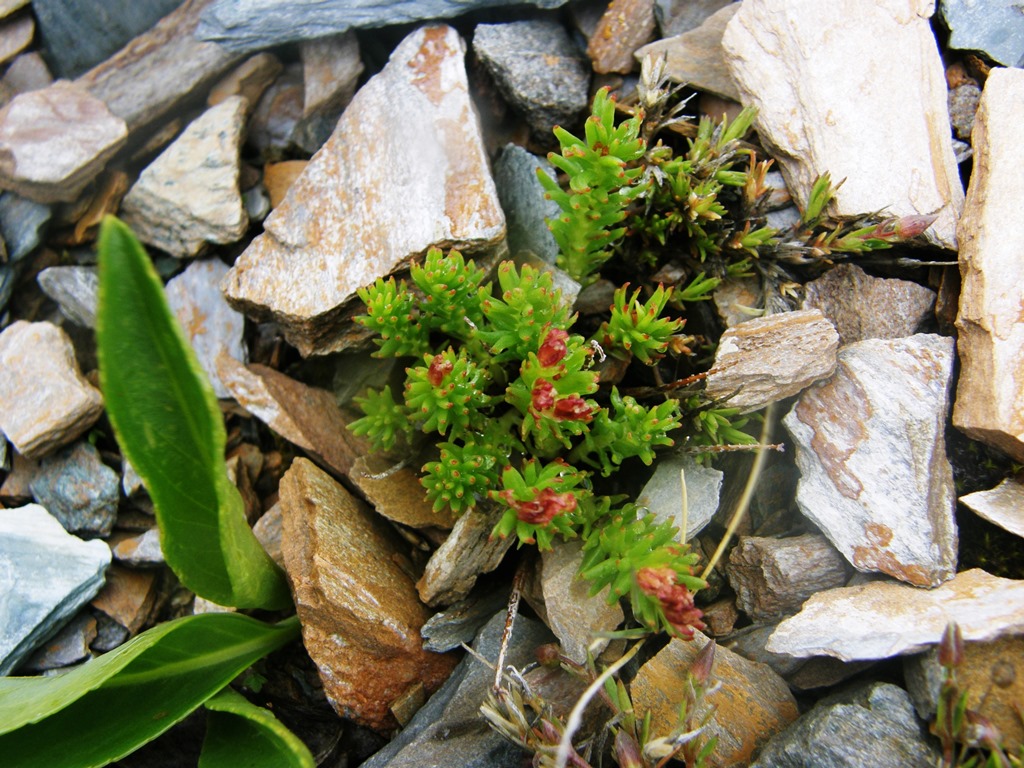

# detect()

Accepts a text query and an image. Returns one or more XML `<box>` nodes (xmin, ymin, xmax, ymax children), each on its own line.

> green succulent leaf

<box><xmin>96</xmin><ymin>217</ymin><xmax>290</xmax><ymax>610</ymax></box>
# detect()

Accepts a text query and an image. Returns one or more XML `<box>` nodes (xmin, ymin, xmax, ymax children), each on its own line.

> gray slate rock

<box><xmin>750</xmin><ymin>682</ymin><xmax>939</xmax><ymax>768</ymax></box>
<box><xmin>940</xmin><ymin>0</ymin><xmax>1024</xmax><ymax>67</ymax></box>
<box><xmin>362</xmin><ymin>611</ymin><xmax>550</xmax><ymax>768</ymax></box>
<box><xmin>111</xmin><ymin>528</ymin><xmax>164</xmax><ymax>567</ymax></box>
<box><xmin>21</xmin><ymin>610</ymin><xmax>97</xmax><ymax>672</ymax></box>
<box><xmin>197</xmin><ymin>0</ymin><xmax>569</xmax><ymax>53</ymax></box>
<box><xmin>0</xmin><ymin>191</ymin><xmax>51</xmax><ymax>262</ymax></box>
<box><xmin>32</xmin><ymin>0</ymin><xmax>184</xmax><ymax>78</ymax></box>
<box><xmin>36</xmin><ymin>266</ymin><xmax>98</xmax><ymax>328</ymax></box>
<box><xmin>636</xmin><ymin>453</ymin><xmax>722</xmax><ymax>540</ymax></box>
<box><xmin>655</xmin><ymin>0</ymin><xmax>734</xmax><ymax>37</ymax></box>
<box><xmin>30</xmin><ymin>441</ymin><xmax>120</xmax><ymax>537</ymax></box>
<box><xmin>473</xmin><ymin>20</ymin><xmax>590</xmax><ymax>139</ymax></box>
<box><xmin>0</xmin><ymin>503</ymin><xmax>111</xmax><ymax>675</ymax></box>
<box><xmin>494</xmin><ymin>144</ymin><xmax>560</xmax><ymax>263</ymax></box>
<box><xmin>948</xmin><ymin>83</ymin><xmax>981</xmax><ymax>141</ymax></box>
<box><xmin>420</xmin><ymin>590</ymin><xmax>507</xmax><ymax>652</ymax></box>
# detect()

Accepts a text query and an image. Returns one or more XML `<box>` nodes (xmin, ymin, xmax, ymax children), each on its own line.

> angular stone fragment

<box><xmin>350</xmin><ymin>455</ymin><xmax>456</xmax><ymax>530</ymax></box>
<box><xmin>164</xmin><ymin>259</ymin><xmax>246</xmax><ymax>397</ymax></box>
<box><xmin>121</xmin><ymin>96</ymin><xmax>247</xmax><ymax>258</ymax></box>
<box><xmin>0</xmin><ymin>1</ymin><xmax>27</xmax><ymax>18</ymax></box>
<box><xmin>960</xmin><ymin>476</ymin><xmax>1024</xmax><ymax>540</ymax></box>
<box><xmin>3</xmin><ymin>52</ymin><xmax>53</xmax><ymax>96</ymax></box>
<box><xmin>948</xmin><ymin>83</ymin><xmax>981</xmax><ymax>141</ymax></box>
<box><xmin>750</xmin><ymin>682</ymin><xmax>939</xmax><ymax>768</ymax></box>
<box><xmin>222</xmin><ymin>25</ymin><xmax>505</xmax><ymax>356</ymax></box>
<box><xmin>0</xmin><ymin>321</ymin><xmax>104</xmax><ymax>459</ymax></box>
<box><xmin>0</xmin><ymin>81</ymin><xmax>127</xmax><ymax>203</ymax></box>
<box><xmin>655</xmin><ymin>0</ymin><xmax>734</xmax><ymax>37</ymax></box>
<box><xmin>36</xmin><ymin>266</ymin><xmax>98</xmax><ymax>328</ymax></box>
<box><xmin>587</xmin><ymin>0</ymin><xmax>656</xmax><ymax>74</ymax></box>
<box><xmin>494</xmin><ymin>144</ymin><xmax>560</xmax><ymax>263</ymax></box>
<box><xmin>90</xmin><ymin>564</ymin><xmax>157</xmax><ymax>636</ymax></box>
<box><xmin>801</xmin><ymin>264</ymin><xmax>936</xmax><ymax>347</ymax></box>
<box><xmin>705</xmin><ymin>309</ymin><xmax>838</xmax><ymax>413</ymax></box>
<box><xmin>420</xmin><ymin>590</ymin><xmax>508</xmax><ymax>653</ymax></box>
<box><xmin>727</xmin><ymin>534</ymin><xmax>852</xmax><ymax>623</ymax></box>
<box><xmin>296</xmin><ymin>31</ymin><xmax>362</xmax><ymax>152</ymax></box>
<box><xmin>197</xmin><ymin>0</ymin><xmax>569</xmax><ymax>52</ymax></box>
<box><xmin>0</xmin><ymin>191</ymin><xmax>51</xmax><ymax>262</ymax></box>
<box><xmin>941</xmin><ymin>0</ymin><xmax>1024</xmax><ymax>67</ymax></box>
<box><xmin>417</xmin><ymin>504</ymin><xmax>513</xmax><ymax>607</ymax></box>
<box><xmin>905</xmin><ymin>635</ymin><xmax>1024</xmax><ymax>751</ymax></box>
<box><xmin>207</xmin><ymin>52</ymin><xmax>281</xmax><ymax>108</ymax></box>
<box><xmin>635</xmin><ymin>4</ymin><xmax>740</xmax><ymax>101</ymax></box>
<box><xmin>0</xmin><ymin>504</ymin><xmax>111</xmax><ymax>675</ymax></box>
<box><xmin>29</xmin><ymin>441</ymin><xmax>120</xmax><ymax>537</ymax></box>
<box><xmin>216</xmin><ymin>355</ymin><xmax>369</xmax><ymax>478</ymax></box>
<box><xmin>77</xmin><ymin>0</ymin><xmax>242</xmax><ymax>138</ymax></box>
<box><xmin>722</xmin><ymin>0</ymin><xmax>964</xmax><ymax>249</ymax></box>
<box><xmin>21</xmin><ymin>611</ymin><xmax>97</xmax><ymax>672</ymax></box>
<box><xmin>633</xmin><ymin>632</ymin><xmax>799</xmax><ymax>767</ymax></box>
<box><xmin>636</xmin><ymin>453</ymin><xmax>723</xmax><ymax>540</ymax></box>
<box><xmin>279</xmin><ymin>458</ymin><xmax>457</xmax><ymax>731</ymax></box>
<box><xmin>766</xmin><ymin>569</ymin><xmax>1024</xmax><ymax>661</ymax></box>
<box><xmin>0</xmin><ymin>12</ymin><xmax>33</xmax><ymax>68</ymax></box>
<box><xmin>111</xmin><ymin>528</ymin><xmax>164</xmax><ymax>567</ymax></box>
<box><xmin>473</xmin><ymin>20</ymin><xmax>590</xmax><ymax>140</ymax></box>
<box><xmin>953</xmin><ymin>68</ymin><xmax>1024</xmax><ymax>463</ymax></box>
<box><xmin>784</xmin><ymin>334</ymin><xmax>957</xmax><ymax>587</ymax></box>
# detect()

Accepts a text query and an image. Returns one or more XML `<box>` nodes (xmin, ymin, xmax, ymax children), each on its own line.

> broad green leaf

<box><xmin>96</xmin><ymin>216</ymin><xmax>291</xmax><ymax>610</ymax></box>
<box><xmin>200</xmin><ymin>688</ymin><xmax>315</xmax><ymax>768</ymax></box>
<box><xmin>0</xmin><ymin>613</ymin><xmax>300</xmax><ymax>768</ymax></box>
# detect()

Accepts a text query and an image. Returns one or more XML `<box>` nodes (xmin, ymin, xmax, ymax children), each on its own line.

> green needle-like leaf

<box><xmin>200</xmin><ymin>688</ymin><xmax>314</xmax><ymax>768</ymax></box>
<box><xmin>96</xmin><ymin>216</ymin><xmax>291</xmax><ymax>610</ymax></box>
<box><xmin>0</xmin><ymin>614</ymin><xmax>300</xmax><ymax>768</ymax></box>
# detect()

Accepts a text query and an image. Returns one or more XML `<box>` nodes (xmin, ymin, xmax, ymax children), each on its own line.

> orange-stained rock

<box><xmin>587</xmin><ymin>0</ymin><xmax>656</xmax><ymax>74</ymax></box>
<box><xmin>632</xmin><ymin>632</ymin><xmax>799</xmax><ymax>767</ymax></box>
<box><xmin>222</xmin><ymin>24</ymin><xmax>505</xmax><ymax>356</ymax></box>
<box><xmin>262</xmin><ymin>159</ymin><xmax>307</xmax><ymax>210</ymax></box>
<box><xmin>90</xmin><ymin>564</ymin><xmax>157</xmax><ymax>635</ymax></box>
<box><xmin>279</xmin><ymin>458</ymin><xmax>457</xmax><ymax>731</ymax></box>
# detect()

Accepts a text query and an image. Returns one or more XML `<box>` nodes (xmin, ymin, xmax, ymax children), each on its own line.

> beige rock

<box><xmin>635</xmin><ymin>4</ymin><xmax>740</xmax><ymax>101</ymax></box>
<box><xmin>0</xmin><ymin>450</ymin><xmax>35</xmax><ymax>503</ymax></box>
<box><xmin>0</xmin><ymin>13</ymin><xmax>33</xmax><ymax>68</ymax></box>
<box><xmin>633</xmin><ymin>632</ymin><xmax>799</xmax><ymax>767</ymax></box>
<box><xmin>2</xmin><ymin>52</ymin><xmax>53</xmax><ymax>95</ymax></box>
<box><xmin>252</xmin><ymin>502</ymin><xmax>284</xmax><ymax>568</ymax></box>
<box><xmin>960</xmin><ymin>476</ymin><xmax>1024</xmax><ymax>540</ymax></box>
<box><xmin>216</xmin><ymin>355</ymin><xmax>370</xmax><ymax>479</ymax></box>
<box><xmin>279</xmin><ymin>458</ymin><xmax>457</xmax><ymax>731</ymax></box>
<box><xmin>953</xmin><ymin>67</ymin><xmax>1024</xmax><ymax>463</ymax></box>
<box><xmin>417</xmin><ymin>504</ymin><xmax>514</xmax><ymax>607</ymax></box>
<box><xmin>262</xmin><ymin>160</ymin><xmax>307</xmax><ymax>210</ymax></box>
<box><xmin>587</xmin><ymin>0</ymin><xmax>656</xmax><ymax>74</ymax></box>
<box><xmin>350</xmin><ymin>455</ymin><xmax>456</xmax><ymax>530</ymax></box>
<box><xmin>121</xmin><ymin>96</ymin><xmax>247</xmax><ymax>258</ymax></box>
<box><xmin>766</xmin><ymin>569</ymin><xmax>1024</xmax><ymax>662</ymax></box>
<box><xmin>705</xmin><ymin>309</ymin><xmax>839</xmax><ymax>413</ymax></box>
<box><xmin>0</xmin><ymin>321</ymin><xmax>104</xmax><ymax>459</ymax></box>
<box><xmin>222</xmin><ymin>25</ymin><xmax>506</xmax><ymax>356</ymax></box>
<box><xmin>207</xmin><ymin>52</ymin><xmax>281</xmax><ymax>108</ymax></box>
<box><xmin>90</xmin><ymin>564</ymin><xmax>157</xmax><ymax>635</ymax></box>
<box><xmin>0</xmin><ymin>81</ymin><xmax>127</xmax><ymax>203</ymax></box>
<box><xmin>722</xmin><ymin>0</ymin><xmax>964</xmax><ymax>249</ymax></box>
<box><xmin>77</xmin><ymin>0</ymin><xmax>242</xmax><ymax>136</ymax></box>
<box><xmin>299</xmin><ymin>30</ymin><xmax>362</xmax><ymax>118</ymax></box>
<box><xmin>712</xmin><ymin>276</ymin><xmax>763</xmax><ymax>328</ymax></box>
<box><xmin>0</xmin><ymin>0</ymin><xmax>27</xmax><ymax>19</ymax></box>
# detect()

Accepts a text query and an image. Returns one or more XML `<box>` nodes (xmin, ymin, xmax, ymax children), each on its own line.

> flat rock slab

<box><xmin>494</xmin><ymin>144</ymin><xmax>560</xmax><ymax>263</ymax></box>
<box><xmin>801</xmin><ymin>263</ymin><xmax>936</xmax><ymax>347</ymax></box>
<box><xmin>705</xmin><ymin>309</ymin><xmax>839</xmax><ymax>413</ymax></box>
<box><xmin>197</xmin><ymin>0</ymin><xmax>569</xmax><ymax>52</ymax></box>
<box><xmin>635</xmin><ymin>3</ymin><xmax>740</xmax><ymax>101</ymax></box>
<box><xmin>165</xmin><ymin>259</ymin><xmax>246</xmax><ymax>398</ymax></box>
<box><xmin>633</xmin><ymin>632</ymin><xmax>799</xmax><ymax>767</ymax></box>
<box><xmin>940</xmin><ymin>0</ymin><xmax>1024</xmax><ymax>67</ymax></box>
<box><xmin>953</xmin><ymin>68</ymin><xmax>1024</xmax><ymax>463</ymax></box>
<box><xmin>586</xmin><ymin>0</ymin><xmax>656</xmax><ymax>74</ymax></box>
<box><xmin>960</xmin><ymin>476</ymin><xmax>1024</xmax><ymax>541</ymax></box>
<box><xmin>636</xmin><ymin>453</ymin><xmax>723</xmax><ymax>540</ymax></box>
<box><xmin>784</xmin><ymin>334</ymin><xmax>957</xmax><ymax>587</ymax></box>
<box><xmin>29</xmin><ymin>441</ymin><xmax>120</xmax><ymax>537</ymax></box>
<box><xmin>0</xmin><ymin>320</ymin><xmax>104</xmax><ymax>459</ymax></box>
<box><xmin>766</xmin><ymin>568</ymin><xmax>1024</xmax><ymax>662</ymax></box>
<box><xmin>36</xmin><ymin>266</ymin><xmax>99</xmax><ymax>328</ymax></box>
<box><xmin>0</xmin><ymin>504</ymin><xmax>111</xmax><ymax>675</ymax></box>
<box><xmin>0</xmin><ymin>80</ymin><xmax>126</xmax><ymax>203</ymax></box>
<box><xmin>222</xmin><ymin>25</ymin><xmax>505</xmax><ymax>356</ymax></box>
<box><xmin>722</xmin><ymin>0</ymin><xmax>964</xmax><ymax>250</ymax></box>
<box><xmin>121</xmin><ymin>96</ymin><xmax>247</xmax><ymax>258</ymax></box>
<box><xmin>279</xmin><ymin>458</ymin><xmax>457</xmax><ymax>731</ymax></box>
<box><xmin>350</xmin><ymin>455</ymin><xmax>456</xmax><ymax>530</ymax></box>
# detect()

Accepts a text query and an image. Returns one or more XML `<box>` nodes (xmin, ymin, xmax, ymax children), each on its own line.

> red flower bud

<box><xmin>553</xmin><ymin>394</ymin><xmax>593</xmax><ymax>422</ymax></box>
<box><xmin>637</xmin><ymin>566</ymin><xmax>706</xmax><ymax>639</ymax></box>
<box><xmin>531</xmin><ymin>379</ymin><xmax>556</xmax><ymax>411</ymax></box>
<box><xmin>499</xmin><ymin>487</ymin><xmax>577</xmax><ymax>525</ymax></box>
<box><xmin>428</xmin><ymin>354</ymin><xmax>453</xmax><ymax>386</ymax></box>
<box><xmin>537</xmin><ymin>328</ymin><xmax>569</xmax><ymax>367</ymax></box>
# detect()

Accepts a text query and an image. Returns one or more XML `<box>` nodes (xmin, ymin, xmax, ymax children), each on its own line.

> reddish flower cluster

<box><xmin>537</xmin><ymin>328</ymin><xmax>568</xmax><ymax>366</ymax></box>
<box><xmin>530</xmin><ymin>380</ymin><xmax>593</xmax><ymax>422</ymax></box>
<box><xmin>636</xmin><ymin>566</ymin><xmax>706</xmax><ymax>638</ymax></box>
<box><xmin>427</xmin><ymin>354</ymin><xmax>453</xmax><ymax>386</ymax></box>
<box><xmin>498</xmin><ymin>487</ymin><xmax>577</xmax><ymax>525</ymax></box>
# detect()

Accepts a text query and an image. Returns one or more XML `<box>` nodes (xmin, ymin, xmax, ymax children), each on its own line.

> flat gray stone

<box><xmin>0</xmin><ymin>80</ymin><xmax>127</xmax><ymax>203</ymax></box>
<box><xmin>722</xmin><ymin>0</ymin><xmax>964</xmax><ymax>249</ymax></box>
<box><xmin>29</xmin><ymin>441</ymin><xmax>120</xmax><ymax>537</ymax></box>
<box><xmin>940</xmin><ymin>0</ymin><xmax>1024</xmax><ymax>67</ymax></box>
<box><xmin>0</xmin><ymin>321</ymin><xmax>104</xmax><ymax>459</ymax></box>
<box><xmin>121</xmin><ymin>96</ymin><xmax>247</xmax><ymax>258</ymax></box>
<box><xmin>165</xmin><ymin>259</ymin><xmax>246</xmax><ymax>398</ymax></box>
<box><xmin>0</xmin><ymin>191</ymin><xmax>51</xmax><ymax>261</ymax></box>
<box><xmin>21</xmin><ymin>610</ymin><xmax>97</xmax><ymax>672</ymax></box>
<box><xmin>32</xmin><ymin>0</ymin><xmax>183</xmax><ymax>78</ymax></box>
<box><xmin>473</xmin><ymin>20</ymin><xmax>590</xmax><ymax>139</ymax></box>
<box><xmin>636</xmin><ymin>453</ymin><xmax>723</xmax><ymax>540</ymax></box>
<box><xmin>784</xmin><ymin>335</ymin><xmax>957</xmax><ymax>587</ymax></box>
<box><xmin>36</xmin><ymin>266</ymin><xmax>98</xmax><ymax>328</ymax></box>
<box><xmin>295</xmin><ymin>31</ymin><xmax>363</xmax><ymax>153</ymax></box>
<box><xmin>960</xmin><ymin>476</ymin><xmax>1024</xmax><ymax>541</ymax></box>
<box><xmin>655</xmin><ymin>0</ymin><xmax>734</xmax><ymax>37</ymax></box>
<box><xmin>222</xmin><ymin>25</ymin><xmax>506</xmax><ymax>356</ymax></box>
<box><xmin>197</xmin><ymin>0</ymin><xmax>569</xmax><ymax>53</ymax></box>
<box><xmin>0</xmin><ymin>503</ymin><xmax>111</xmax><ymax>675</ymax></box>
<box><xmin>494</xmin><ymin>144</ymin><xmax>560</xmax><ymax>263</ymax></box>
<box><xmin>111</xmin><ymin>528</ymin><xmax>164</xmax><ymax>567</ymax></box>
<box><xmin>420</xmin><ymin>590</ymin><xmax>507</xmax><ymax>653</ymax></box>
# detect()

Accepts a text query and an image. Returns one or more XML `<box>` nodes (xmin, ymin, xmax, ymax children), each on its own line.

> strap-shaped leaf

<box><xmin>0</xmin><ymin>614</ymin><xmax>299</xmax><ymax>768</ymax></box>
<box><xmin>200</xmin><ymin>687</ymin><xmax>314</xmax><ymax>768</ymax></box>
<box><xmin>96</xmin><ymin>216</ymin><xmax>290</xmax><ymax>610</ymax></box>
